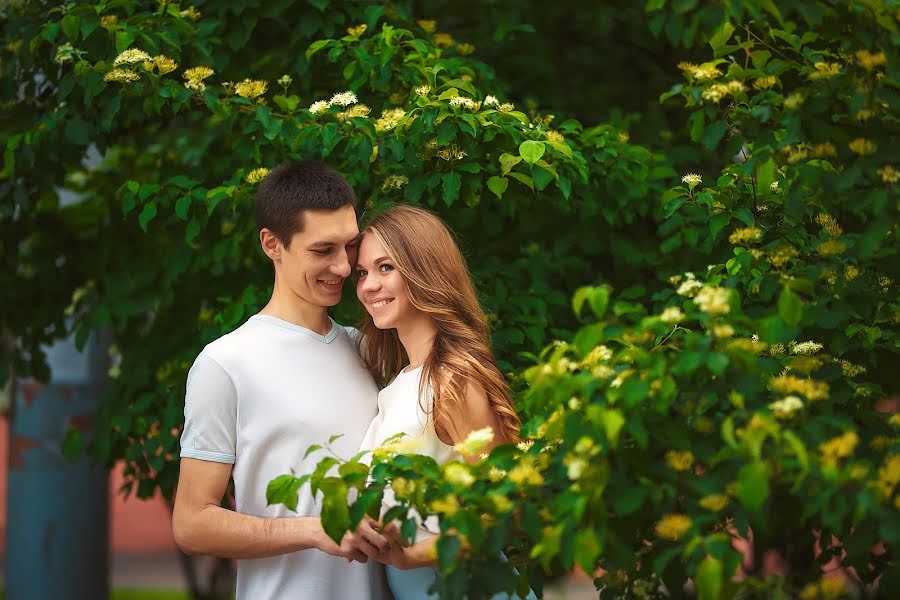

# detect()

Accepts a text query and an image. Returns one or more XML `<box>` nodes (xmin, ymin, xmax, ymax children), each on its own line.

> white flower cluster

<box><xmin>660</xmin><ymin>306</ymin><xmax>685</xmax><ymax>324</ymax></box>
<box><xmin>453</xmin><ymin>427</ymin><xmax>494</xmax><ymax>457</ymax></box>
<box><xmin>308</xmin><ymin>91</ymin><xmax>360</xmax><ymax>115</ymax></box>
<box><xmin>675</xmin><ymin>272</ymin><xmax>703</xmax><ymax>297</ymax></box>
<box><xmin>769</xmin><ymin>395</ymin><xmax>803</xmax><ymax>420</ymax></box>
<box><xmin>449</xmin><ymin>96</ymin><xmax>479</xmax><ymax>110</ymax></box>
<box><xmin>693</xmin><ymin>286</ymin><xmax>731</xmax><ymax>316</ymax></box>
<box><xmin>790</xmin><ymin>340</ymin><xmax>824</xmax><ymax>355</ymax></box>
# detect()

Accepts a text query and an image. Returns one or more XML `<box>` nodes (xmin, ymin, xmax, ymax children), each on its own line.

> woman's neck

<box><xmin>396</xmin><ymin>313</ymin><xmax>438</xmax><ymax>368</ymax></box>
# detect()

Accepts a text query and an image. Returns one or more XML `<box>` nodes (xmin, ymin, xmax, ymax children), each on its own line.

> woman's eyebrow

<box><xmin>355</xmin><ymin>256</ymin><xmax>390</xmax><ymax>270</ymax></box>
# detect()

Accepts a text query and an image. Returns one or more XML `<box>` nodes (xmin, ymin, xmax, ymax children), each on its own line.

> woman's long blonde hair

<box><xmin>357</xmin><ymin>205</ymin><xmax>520</xmax><ymax>444</ymax></box>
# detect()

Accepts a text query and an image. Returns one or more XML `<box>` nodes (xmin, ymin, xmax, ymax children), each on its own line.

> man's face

<box><xmin>277</xmin><ymin>204</ymin><xmax>360</xmax><ymax>308</ymax></box>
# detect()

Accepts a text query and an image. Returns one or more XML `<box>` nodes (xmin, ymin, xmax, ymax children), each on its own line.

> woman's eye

<box><xmin>357</xmin><ymin>269</ymin><xmax>367</xmax><ymax>278</ymax></box>
<box><xmin>379</xmin><ymin>264</ymin><xmax>393</xmax><ymax>272</ymax></box>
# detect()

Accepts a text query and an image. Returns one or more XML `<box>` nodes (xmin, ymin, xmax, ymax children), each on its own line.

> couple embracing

<box><xmin>172</xmin><ymin>161</ymin><xmax>532</xmax><ymax>599</ymax></box>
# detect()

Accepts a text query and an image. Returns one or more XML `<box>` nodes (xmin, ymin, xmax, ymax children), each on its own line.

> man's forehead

<box><xmin>296</xmin><ymin>206</ymin><xmax>360</xmax><ymax>244</ymax></box>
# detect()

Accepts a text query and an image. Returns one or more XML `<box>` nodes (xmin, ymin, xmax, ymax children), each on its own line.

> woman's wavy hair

<box><xmin>357</xmin><ymin>205</ymin><xmax>520</xmax><ymax>444</ymax></box>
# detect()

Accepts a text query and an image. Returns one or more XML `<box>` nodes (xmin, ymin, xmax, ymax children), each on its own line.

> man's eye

<box><xmin>313</xmin><ymin>249</ymin><xmax>330</xmax><ymax>256</ymax></box>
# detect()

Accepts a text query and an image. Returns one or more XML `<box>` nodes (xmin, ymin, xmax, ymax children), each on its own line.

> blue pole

<box><xmin>5</xmin><ymin>331</ymin><xmax>109</xmax><ymax>600</ymax></box>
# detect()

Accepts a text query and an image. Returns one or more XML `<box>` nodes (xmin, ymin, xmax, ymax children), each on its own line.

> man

<box><xmin>173</xmin><ymin>160</ymin><xmax>390</xmax><ymax>599</ymax></box>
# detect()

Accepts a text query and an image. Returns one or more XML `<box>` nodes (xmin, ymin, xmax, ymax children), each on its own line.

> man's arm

<box><xmin>172</xmin><ymin>457</ymin><xmax>389</xmax><ymax>561</ymax></box>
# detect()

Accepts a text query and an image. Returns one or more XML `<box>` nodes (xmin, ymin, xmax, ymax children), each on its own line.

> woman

<box><xmin>354</xmin><ymin>205</ymin><xmax>531</xmax><ymax>599</ymax></box>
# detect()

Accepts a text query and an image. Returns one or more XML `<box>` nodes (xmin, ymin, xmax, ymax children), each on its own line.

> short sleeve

<box><xmin>180</xmin><ymin>351</ymin><xmax>237</xmax><ymax>464</ymax></box>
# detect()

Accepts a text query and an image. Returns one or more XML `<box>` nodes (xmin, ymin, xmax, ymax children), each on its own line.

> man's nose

<box><xmin>331</xmin><ymin>250</ymin><xmax>352</xmax><ymax>278</ymax></box>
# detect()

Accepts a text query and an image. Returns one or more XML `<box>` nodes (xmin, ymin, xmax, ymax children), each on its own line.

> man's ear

<box><xmin>260</xmin><ymin>228</ymin><xmax>281</xmax><ymax>261</ymax></box>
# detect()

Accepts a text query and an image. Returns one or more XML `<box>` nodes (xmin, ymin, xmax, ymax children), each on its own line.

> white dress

<box><xmin>358</xmin><ymin>365</ymin><xmax>460</xmax><ymax>542</ymax></box>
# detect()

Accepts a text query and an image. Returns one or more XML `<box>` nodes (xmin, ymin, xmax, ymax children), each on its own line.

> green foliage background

<box><xmin>2</xmin><ymin>0</ymin><xmax>899</xmax><ymax>598</ymax></box>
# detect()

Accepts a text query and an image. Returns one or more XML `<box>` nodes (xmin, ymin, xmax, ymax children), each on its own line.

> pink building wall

<box><xmin>0</xmin><ymin>416</ymin><xmax>177</xmax><ymax>556</ymax></box>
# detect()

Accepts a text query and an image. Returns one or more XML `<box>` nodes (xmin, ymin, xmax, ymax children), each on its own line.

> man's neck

<box><xmin>259</xmin><ymin>284</ymin><xmax>331</xmax><ymax>336</ymax></box>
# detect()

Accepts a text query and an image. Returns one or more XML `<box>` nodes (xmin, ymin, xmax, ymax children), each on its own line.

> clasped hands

<box><xmin>323</xmin><ymin>515</ymin><xmax>421</xmax><ymax>570</ymax></box>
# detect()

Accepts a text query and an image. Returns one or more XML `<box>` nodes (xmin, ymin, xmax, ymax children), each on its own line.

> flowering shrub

<box><xmin>270</xmin><ymin>3</ymin><xmax>899</xmax><ymax>599</ymax></box>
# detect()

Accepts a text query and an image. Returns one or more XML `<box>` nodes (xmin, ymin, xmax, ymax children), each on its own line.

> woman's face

<box><xmin>355</xmin><ymin>233</ymin><xmax>415</xmax><ymax>330</ymax></box>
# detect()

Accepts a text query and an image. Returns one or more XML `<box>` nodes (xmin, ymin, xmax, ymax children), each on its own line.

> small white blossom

<box><xmin>309</xmin><ymin>100</ymin><xmax>329</xmax><ymax>114</ymax></box>
<box><xmin>769</xmin><ymin>395</ymin><xmax>804</xmax><ymax>419</ymax></box>
<box><xmin>453</xmin><ymin>427</ymin><xmax>494</xmax><ymax>457</ymax></box>
<box><xmin>329</xmin><ymin>91</ymin><xmax>358</xmax><ymax>106</ymax></box>
<box><xmin>483</xmin><ymin>95</ymin><xmax>499</xmax><ymax>107</ymax></box>
<box><xmin>660</xmin><ymin>306</ymin><xmax>685</xmax><ymax>324</ymax></box>
<box><xmin>790</xmin><ymin>340</ymin><xmax>824</xmax><ymax>355</ymax></box>
<box><xmin>682</xmin><ymin>173</ymin><xmax>702</xmax><ymax>187</ymax></box>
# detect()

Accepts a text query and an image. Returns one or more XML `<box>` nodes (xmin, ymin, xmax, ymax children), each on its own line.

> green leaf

<box><xmin>610</xmin><ymin>485</ymin><xmax>645</xmax><ymax>515</ymax></box>
<box><xmin>507</xmin><ymin>172</ymin><xmax>533</xmax><ymax>191</ymax></box>
<box><xmin>306</xmin><ymin>39</ymin><xmax>333</xmax><ymax>61</ymax></box>
<box><xmin>778</xmin><ymin>286</ymin><xmax>802</xmax><ymax>326</ymax></box>
<box><xmin>175</xmin><ymin>195</ymin><xmax>191</xmax><ymax>220</ymax></box>
<box><xmin>61</xmin><ymin>14</ymin><xmax>80</xmax><ymax>42</ymax></box>
<box><xmin>61</xmin><ymin>428</ymin><xmax>83</xmax><ymax>463</ymax></box>
<box><xmin>321</xmin><ymin>123</ymin><xmax>340</xmax><ymax>156</ymax></box>
<box><xmin>404</xmin><ymin>175</ymin><xmax>427</xmax><ymax>202</ymax></box>
<box><xmin>547</xmin><ymin>140</ymin><xmax>573</xmax><ymax>159</ymax></box>
<box><xmin>206</xmin><ymin>186</ymin><xmax>232</xmax><ymax>215</ymax></box>
<box><xmin>702</xmin><ymin>121</ymin><xmax>728</xmax><ymax>150</ymax></box>
<box><xmin>532</xmin><ymin>165</ymin><xmax>555</xmax><ymax>191</ymax></box>
<box><xmin>696</xmin><ymin>556</ymin><xmax>724</xmax><ymax>600</ymax></box>
<box><xmin>519</xmin><ymin>140</ymin><xmax>546</xmax><ymax>165</ymax></box>
<box><xmin>499</xmin><ymin>153</ymin><xmax>522</xmax><ymax>175</ymax></box>
<box><xmin>138</xmin><ymin>202</ymin><xmax>157</xmax><ymax>232</ymax></box>
<box><xmin>320</xmin><ymin>479</ymin><xmax>352</xmax><ymax>544</ymax></box>
<box><xmin>328</xmin><ymin>434</ymin><xmax>344</xmax><ymax>445</ymax></box>
<box><xmin>733</xmin><ymin>207</ymin><xmax>755</xmax><ymax>227</ymax></box>
<box><xmin>573</xmin><ymin>529</ymin><xmax>601</xmax><ymax>573</ymax></box>
<box><xmin>338</xmin><ymin>461</ymin><xmax>370</xmax><ymax>488</ymax></box>
<box><xmin>487</xmin><ymin>176</ymin><xmax>508</xmax><ymax>199</ymax></box>
<box><xmin>755</xmin><ymin>158</ymin><xmax>776</xmax><ymax>196</ymax></box>
<box><xmin>599</xmin><ymin>408</ymin><xmax>625</xmax><ymax>447</ymax></box>
<box><xmin>709</xmin><ymin>21</ymin><xmax>736</xmax><ymax>56</ymax></box>
<box><xmin>115</xmin><ymin>30</ymin><xmax>135</xmax><ymax>53</ymax></box>
<box><xmin>304</xmin><ymin>444</ymin><xmax>323</xmax><ymax>459</ymax></box>
<box><xmin>266</xmin><ymin>474</ymin><xmax>306</xmax><ymax>511</ymax></box>
<box><xmin>736</xmin><ymin>461</ymin><xmax>769</xmax><ymax>514</ymax></box>
<box><xmin>64</xmin><ymin>119</ymin><xmax>91</xmax><ymax>145</ymax></box>
<box><xmin>572</xmin><ymin>286</ymin><xmax>609</xmax><ymax>319</ymax></box>
<box><xmin>442</xmin><ymin>172</ymin><xmax>461</xmax><ymax>206</ymax></box>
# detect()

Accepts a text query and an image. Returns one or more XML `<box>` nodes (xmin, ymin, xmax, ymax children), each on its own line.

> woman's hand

<box><xmin>374</xmin><ymin>523</ymin><xmax>436</xmax><ymax>570</ymax></box>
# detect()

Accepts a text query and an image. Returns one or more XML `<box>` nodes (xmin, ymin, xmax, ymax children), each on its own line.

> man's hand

<box><xmin>315</xmin><ymin>516</ymin><xmax>390</xmax><ymax>563</ymax></box>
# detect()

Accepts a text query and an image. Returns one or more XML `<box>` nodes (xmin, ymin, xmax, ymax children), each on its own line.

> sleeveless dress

<box><xmin>358</xmin><ymin>366</ymin><xmax>537</xmax><ymax>600</ymax></box>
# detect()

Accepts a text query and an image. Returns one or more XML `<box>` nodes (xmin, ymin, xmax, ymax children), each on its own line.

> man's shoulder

<box><xmin>337</xmin><ymin>323</ymin><xmax>361</xmax><ymax>345</ymax></box>
<box><xmin>197</xmin><ymin>318</ymin><xmax>263</xmax><ymax>364</ymax></box>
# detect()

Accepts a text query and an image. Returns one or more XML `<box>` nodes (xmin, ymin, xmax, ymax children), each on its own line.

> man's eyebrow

<box><xmin>308</xmin><ymin>234</ymin><xmax>361</xmax><ymax>249</ymax></box>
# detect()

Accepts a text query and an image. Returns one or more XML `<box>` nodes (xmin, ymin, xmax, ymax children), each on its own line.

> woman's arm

<box><xmin>439</xmin><ymin>379</ymin><xmax>510</xmax><ymax>463</ymax></box>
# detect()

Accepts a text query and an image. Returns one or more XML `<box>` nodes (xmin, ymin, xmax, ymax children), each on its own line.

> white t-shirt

<box><xmin>358</xmin><ymin>366</ymin><xmax>460</xmax><ymax>542</ymax></box>
<box><xmin>180</xmin><ymin>314</ymin><xmax>386</xmax><ymax>600</ymax></box>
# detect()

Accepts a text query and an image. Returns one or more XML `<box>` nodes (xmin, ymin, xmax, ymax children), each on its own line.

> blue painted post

<box><xmin>5</xmin><ymin>331</ymin><xmax>109</xmax><ymax>600</ymax></box>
